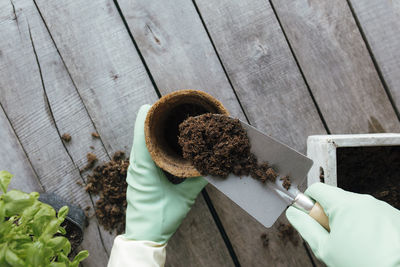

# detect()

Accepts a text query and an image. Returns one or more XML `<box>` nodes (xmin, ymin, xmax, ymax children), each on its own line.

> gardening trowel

<box><xmin>204</xmin><ymin>119</ymin><xmax>330</xmax><ymax>231</ymax></box>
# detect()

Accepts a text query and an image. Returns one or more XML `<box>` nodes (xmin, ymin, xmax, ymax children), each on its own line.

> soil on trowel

<box><xmin>86</xmin><ymin>151</ymin><xmax>129</xmax><ymax>234</ymax></box>
<box><xmin>337</xmin><ymin>146</ymin><xmax>400</xmax><ymax>209</ymax></box>
<box><xmin>178</xmin><ymin>113</ymin><xmax>291</xmax><ymax>189</ymax></box>
<box><xmin>280</xmin><ymin>176</ymin><xmax>291</xmax><ymax>190</ymax></box>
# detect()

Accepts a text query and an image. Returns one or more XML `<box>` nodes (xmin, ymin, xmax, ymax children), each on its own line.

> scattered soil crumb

<box><xmin>86</xmin><ymin>151</ymin><xmax>128</xmax><ymax>234</ymax></box>
<box><xmin>91</xmin><ymin>132</ymin><xmax>100</xmax><ymax>138</ymax></box>
<box><xmin>83</xmin><ymin>206</ymin><xmax>91</xmax><ymax>219</ymax></box>
<box><xmin>251</xmin><ymin>162</ymin><xmax>272</xmax><ymax>183</ymax></box>
<box><xmin>61</xmin><ymin>133</ymin><xmax>71</xmax><ymax>142</ymax></box>
<box><xmin>280</xmin><ymin>176</ymin><xmax>291</xmax><ymax>190</ymax></box>
<box><xmin>90</xmin><ymin>146</ymin><xmax>95</xmax><ymax>150</ymax></box>
<box><xmin>80</xmin><ymin>153</ymin><xmax>98</xmax><ymax>172</ymax></box>
<box><xmin>278</xmin><ymin>223</ymin><xmax>298</xmax><ymax>246</ymax></box>
<box><xmin>76</xmin><ymin>181</ymin><xmax>83</xmax><ymax>187</ymax></box>
<box><xmin>112</xmin><ymin>150</ymin><xmax>125</xmax><ymax>161</ymax></box>
<box><xmin>260</xmin><ymin>232</ymin><xmax>269</xmax><ymax>247</ymax></box>
<box><xmin>179</xmin><ymin>113</ymin><xmax>291</xmax><ymax>188</ymax></box>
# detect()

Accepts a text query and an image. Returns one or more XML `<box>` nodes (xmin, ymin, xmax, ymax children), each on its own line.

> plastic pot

<box><xmin>38</xmin><ymin>193</ymin><xmax>85</xmax><ymax>252</ymax></box>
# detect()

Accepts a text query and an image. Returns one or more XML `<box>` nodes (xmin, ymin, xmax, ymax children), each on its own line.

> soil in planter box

<box><xmin>178</xmin><ymin>113</ymin><xmax>291</xmax><ymax>188</ymax></box>
<box><xmin>86</xmin><ymin>151</ymin><xmax>129</xmax><ymax>234</ymax></box>
<box><xmin>337</xmin><ymin>146</ymin><xmax>400</xmax><ymax>209</ymax></box>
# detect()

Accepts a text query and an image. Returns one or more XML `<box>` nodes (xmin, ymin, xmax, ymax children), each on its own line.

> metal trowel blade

<box><xmin>204</xmin><ymin>120</ymin><xmax>313</xmax><ymax>228</ymax></box>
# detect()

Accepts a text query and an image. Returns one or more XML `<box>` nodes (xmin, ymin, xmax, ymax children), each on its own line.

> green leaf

<box><xmin>62</xmin><ymin>240</ymin><xmax>71</xmax><ymax>256</ymax></box>
<box><xmin>31</xmin><ymin>203</ymin><xmax>56</xmax><ymax>236</ymax></box>
<box><xmin>57</xmin><ymin>253</ymin><xmax>69</xmax><ymax>263</ymax></box>
<box><xmin>70</xmin><ymin>250</ymin><xmax>89</xmax><ymax>267</ymax></box>
<box><xmin>57</xmin><ymin>206</ymin><xmax>69</xmax><ymax>220</ymax></box>
<box><xmin>47</xmin><ymin>237</ymin><xmax>68</xmax><ymax>252</ymax></box>
<box><xmin>26</xmin><ymin>243</ymin><xmax>42</xmax><ymax>266</ymax></box>
<box><xmin>57</xmin><ymin>226</ymin><xmax>66</xmax><ymax>235</ymax></box>
<box><xmin>5</xmin><ymin>248</ymin><xmax>25</xmax><ymax>267</ymax></box>
<box><xmin>0</xmin><ymin>243</ymin><xmax>7</xmax><ymax>263</ymax></box>
<box><xmin>49</xmin><ymin>262</ymin><xmax>67</xmax><ymax>267</ymax></box>
<box><xmin>19</xmin><ymin>201</ymin><xmax>41</xmax><ymax>225</ymax></box>
<box><xmin>3</xmin><ymin>190</ymin><xmax>35</xmax><ymax>216</ymax></box>
<box><xmin>0</xmin><ymin>171</ymin><xmax>13</xmax><ymax>194</ymax></box>
<box><xmin>0</xmin><ymin>201</ymin><xmax>5</xmax><ymax>222</ymax></box>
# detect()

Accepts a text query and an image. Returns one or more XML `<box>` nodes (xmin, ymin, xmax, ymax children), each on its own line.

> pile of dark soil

<box><xmin>86</xmin><ymin>151</ymin><xmax>128</xmax><ymax>234</ymax></box>
<box><xmin>178</xmin><ymin>114</ymin><xmax>291</xmax><ymax>189</ymax></box>
<box><xmin>337</xmin><ymin>146</ymin><xmax>400</xmax><ymax>209</ymax></box>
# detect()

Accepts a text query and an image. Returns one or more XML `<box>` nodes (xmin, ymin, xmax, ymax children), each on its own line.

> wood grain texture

<box><xmin>348</xmin><ymin>0</ymin><xmax>400</xmax><ymax>113</ymax></box>
<box><xmin>195</xmin><ymin>0</ymin><xmax>326</xmax><ymax>153</ymax></box>
<box><xmin>0</xmin><ymin>105</ymin><xmax>42</xmax><ymax>193</ymax></box>
<box><xmin>33</xmin><ymin>0</ymin><xmax>233</xmax><ymax>266</ymax></box>
<box><xmin>195</xmin><ymin>0</ymin><xmax>327</xmax><ymax>265</ymax></box>
<box><xmin>118</xmin><ymin>0</ymin><xmax>326</xmax><ymax>265</ymax></box>
<box><xmin>0</xmin><ymin>1</ymin><xmax>109</xmax><ymax>266</ymax></box>
<box><xmin>117</xmin><ymin>0</ymin><xmax>245</xmax><ymax>121</ymax></box>
<box><xmin>271</xmin><ymin>0</ymin><xmax>400</xmax><ymax>134</ymax></box>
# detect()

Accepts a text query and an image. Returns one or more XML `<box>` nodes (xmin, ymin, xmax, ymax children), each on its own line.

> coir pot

<box><xmin>145</xmin><ymin>89</ymin><xmax>229</xmax><ymax>178</ymax></box>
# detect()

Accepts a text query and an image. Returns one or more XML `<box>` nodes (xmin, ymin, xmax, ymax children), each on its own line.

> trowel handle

<box><xmin>308</xmin><ymin>202</ymin><xmax>330</xmax><ymax>231</ymax></box>
<box><xmin>293</xmin><ymin>192</ymin><xmax>330</xmax><ymax>232</ymax></box>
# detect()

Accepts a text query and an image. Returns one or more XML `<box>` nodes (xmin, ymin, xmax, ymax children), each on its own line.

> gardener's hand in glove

<box><xmin>125</xmin><ymin>104</ymin><xmax>207</xmax><ymax>244</ymax></box>
<box><xmin>286</xmin><ymin>183</ymin><xmax>400</xmax><ymax>267</ymax></box>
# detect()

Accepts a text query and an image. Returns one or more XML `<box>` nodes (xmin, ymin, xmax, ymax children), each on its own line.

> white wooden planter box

<box><xmin>307</xmin><ymin>133</ymin><xmax>400</xmax><ymax>187</ymax></box>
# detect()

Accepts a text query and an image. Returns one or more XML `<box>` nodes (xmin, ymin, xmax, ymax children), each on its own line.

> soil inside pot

<box><xmin>61</xmin><ymin>219</ymin><xmax>82</xmax><ymax>254</ymax></box>
<box><xmin>337</xmin><ymin>146</ymin><xmax>400</xmax><ymax>209</ymax></box>
<box><xmin>178</xmin><ymin>113</ymin><xmax>291</xmax><ymax>188</ymax></box>
<box><xmin>164</xmin><ymin>103</ymin><xmax>208</xmax><ymax>157</ymax></box>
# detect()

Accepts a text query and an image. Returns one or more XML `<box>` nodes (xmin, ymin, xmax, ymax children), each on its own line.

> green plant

<box><xmin>0</xmin><ymin>171</ymin><xmax>89</xmax><ymax>267</ymax></box>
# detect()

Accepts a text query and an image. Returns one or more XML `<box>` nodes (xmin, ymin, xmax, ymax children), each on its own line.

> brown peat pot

<box><xmin>145</xmin><ymin>90</ymin><xmax>229</xmax><ymax>178</ymax></box>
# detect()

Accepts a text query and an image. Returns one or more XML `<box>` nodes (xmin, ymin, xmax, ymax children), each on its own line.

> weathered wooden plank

<box><xmin>348</xmin><ymin>0</ymin><xmax>400</xmax><ymax>113</ymax></box>
<box><xmin>195</xmin><ymin>0</ymin><xmax>325</xmax><ymax>153</ymax></box>
<box><xmin>33</xmin><ymin>0</ymin><xmax>233</xmax><ymax>266</ymax></box>
<box><xmin>0</xmin><ymin>1</ymin><xmax>110</xmax><ymax>266</ymax></box>
<box><xmin>117</xmin><ymin>0</ymin><xmax>245</xmax><ymax>121</ymax></box>
<box><xmin>271</xmin><ymin>0</ymin><xmax>400</xmax><ymax>133</ymax></box>
<box><xmin>23</xmin><ymin>0</ymin><xmax>117</xmax><ymax>255</ymax></box>
<box><xmin>118</xmin><ymin>0</ymin><xmax>326</xmax><ymax>265</ymax></box>
<box><xmin>0</xmin><ymin>105</ymin><xmax>42</xmax><ymax>193</ymax></box>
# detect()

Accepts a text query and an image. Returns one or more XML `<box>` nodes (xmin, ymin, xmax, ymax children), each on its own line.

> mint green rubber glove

<box><xmin>124</xmin><ymin>105</ymin><xmax>208</xmax><ymax>244</ymax></box>
<box><xmin>286</xmin><ymin>183</ymin><xmax>400</xmax><ymax>267</ymax></box>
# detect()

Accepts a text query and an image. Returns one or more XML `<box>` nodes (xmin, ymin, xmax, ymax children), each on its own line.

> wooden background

<box><xmin>0</xmin><ymin>0</ymin><xmax>399</xmax><ymax>266</ymax></box>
